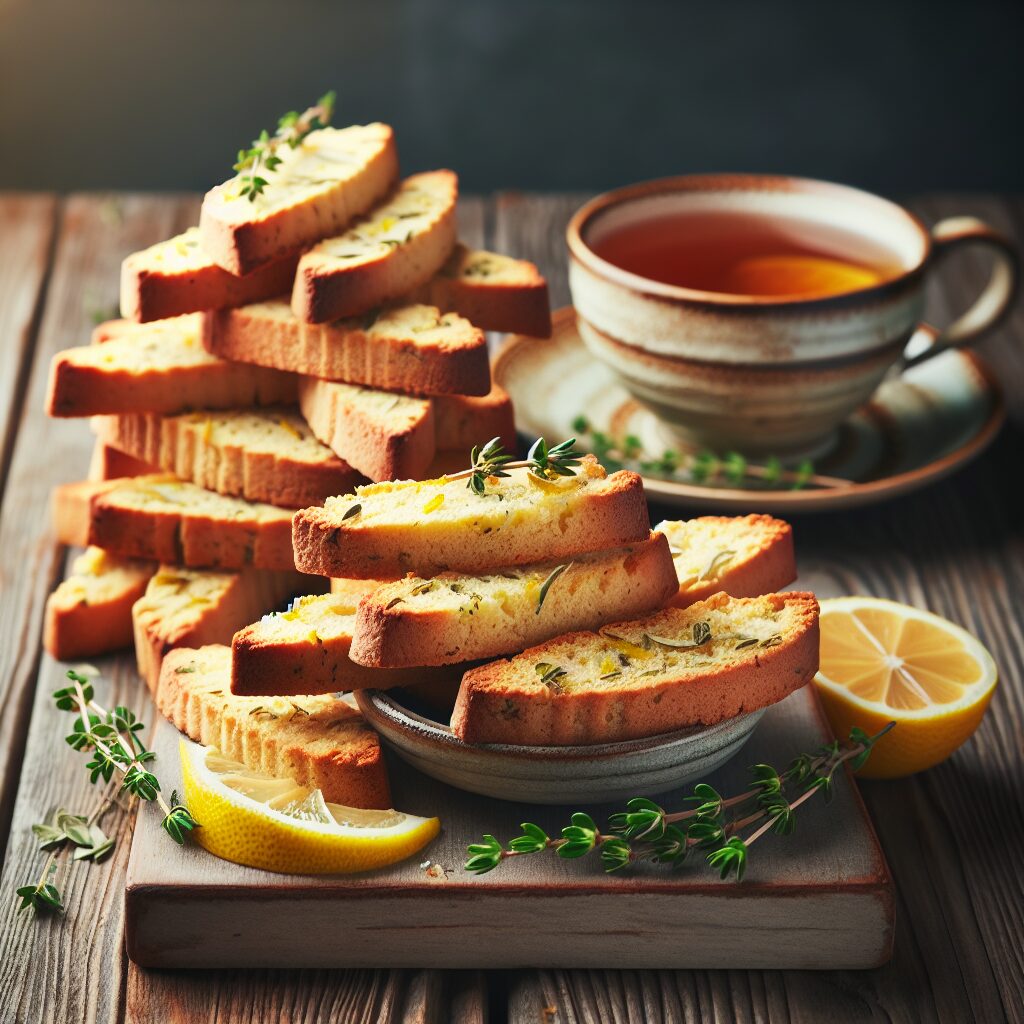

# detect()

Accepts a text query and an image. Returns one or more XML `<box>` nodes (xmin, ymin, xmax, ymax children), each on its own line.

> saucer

<box><xmin>493</xmin><ymin>308</ymin><xmax>1005</xmax><ymax>513</ymax></box>
<box><xmin>354</xmin><ymin>687</ymin><xmax>765</xmax><ymax>805</ymax></box>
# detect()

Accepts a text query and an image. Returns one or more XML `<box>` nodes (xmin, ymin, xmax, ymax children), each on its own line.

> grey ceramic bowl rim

<box><xmin>354</xmin><ymin>688</ymin><xmax>763</xmax><ymax>765</ymax></box>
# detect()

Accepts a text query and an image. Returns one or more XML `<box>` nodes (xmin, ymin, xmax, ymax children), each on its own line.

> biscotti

<box><xmin>350</xmin><ymin>533</ymin><xmax>678</xmax><ymax>668</ymax></box>
<box><xmin>203</xmin><ymin>299</ymin><xmax>489</xmax><ymax>397</ymax></box>
<box><xmin>297</xmin><ymin>378</ymin><xmax>436</xmax><ymax>482</ymax></box>
<box><xmin>658</xmin><ymin>516</ymin><xmax>796</xmax><ymax>607</ymax></box>
<box><xmin>156</xmin><ymin>645</ymin><xmax>390</xmax><ymax>808</ymax></box>
<box><xmin>47</xmin><ymin>315</ymin><xmax>296</xmax><ymax>417</ymax></box>
<box><xmin>53</xmin><ymin>475</ymin><xmax>296</xmax><ymax>571</ymax></box>
<box><xmin>94</xmin><ymin>407</ymin><xmax>364</xmax><ymax>508</ymax></box>
<box><xmin>199</xmin><ymin>123</ymin><xmax>399</xmax><ymax>275</ymax></box>
<box><xmin>451</xmin><ymin>591</ymin><xmax>820</xmax><ymax>745</ymax></box>
<box><xmin>43</xmin><ymin>547</ymin><xmax>155</xmax><ymax>661</ymax></box>
<box><xmin>432</xmin><ymin>386</ymin><xmax>516</xmax><ymax>454</ymax></box>
<box><xmin>292</xmin><ymin>171</ymin><xmax>458</xmax><ymax>322</ymax></box>
<box><xmin>133</xmin><ymin>565</ymin><xmax>312</xmax><ymax>692</ymax></box>
<box><xmin>231</xmin><ymin>588</ymin><xmax>462</xmax><ymax>697</ymax></box>
<box><xmin>407</xmin><ymin>245</ymin><xmax>552</xmax><ymax>338</ymax></box>
<box><xmin>292</xmin><ymin>456</ymin><xmax>650</xmax><ymax>579</ymax></box>
<box><xmin>120</xmin><ymin>227</ymin><xmax>299</xmax><ymax>323</ymax></box>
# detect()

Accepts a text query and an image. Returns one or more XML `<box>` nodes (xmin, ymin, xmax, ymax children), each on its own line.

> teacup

<box><xmin>567</xmin><ymin>174</ymin><xmax>1018</xmax><ymax>457</ymax></box>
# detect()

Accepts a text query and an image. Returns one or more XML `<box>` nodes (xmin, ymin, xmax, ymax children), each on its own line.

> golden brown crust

<box><xmin>297</xmin><ymin>378</ymin><xmax>436</xmax><ymax>482</ymax></box>
<box><xmin>198</xmin><ymin>125</ymin><xmax>399</xmax><ymax>275</ymax></box>
<box><xmin>203</xmin><ymin>302</ymin><xmax>490</xmax><ymax>398</ymax></box>
<box><xmin>94</xmin><ymin>409</ymin><xmax>363</xmax><ymax>508</ymax></box>
<box><xmin>661</xmin><ymin>515</ymin><xmax>797</xmax><ymax>607</ymax></box>
<box><xmin>431</xmin><ymin>386</ymin><xmax>516</xmax><ymax>454</ymax></box>
<box><xmin>291</xmin><ymin>171</ymin><xmax>459</xmax><ymax>323</ymax></box>
<box><xmin>156</xmin><ymin>645</ymin><xmax>391</xmax><ymax>808</ymax></box>
<box><xmin>351</xmin><ymin>534</ymin><xmax>679</xmax><ymax>668</ymax></box>
<box><xmin>52</xmin><ymin>477</ymin><xmax>296</xmax><ymax>571</ymax></box>
<box><xmin>291</xmin><ymin>467</ymin><xmax>650</xmax><ymax>579</ymax></box>
<box><xmin>120</xmin><ymin>236</ymin><xmax>299</xmax><ymax>323</ymax></box>
<box><xmin>451</xmin><ymin>592</ymin><xmax>820</xmax><ymax>745</ymax></box>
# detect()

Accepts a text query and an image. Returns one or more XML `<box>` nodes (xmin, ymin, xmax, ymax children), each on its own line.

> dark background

<box><xmin>1</xmin><ymin>0</ymin><xmax>1021</xmax><ymax>196</ymax></box>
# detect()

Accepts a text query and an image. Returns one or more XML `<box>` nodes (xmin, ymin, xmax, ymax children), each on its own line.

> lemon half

<box><xmin>180</xmin><ymin>740</ymin><xmax>440</xmax><ymax>874</ymax></box>
<box><xmin>814</xmin><ymin>597</ymin><xmax>997</xmax><ymax>778</ymax></box>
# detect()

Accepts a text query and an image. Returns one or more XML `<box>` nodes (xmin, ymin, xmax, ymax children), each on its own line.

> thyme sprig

<box><xmin>570</xmin><ymin>416</ymin><xmax>851</xmax><ymax>491</ymax></box>
<box><xmin>465</xmin><ymin>722</ymin><xmax>894</xmax><ymax>879</ymax></box>
<box><xmin>232</xmin><ymin>91</ymin><xmax>337</xmax><ymax>202</ymax></box>
<box><xmin>16</xmin><ymin>670</ymin><xmax>199</xmax><ymax>916</ymax></box>
<box><xmin>452</xmin><ymin>436</ymin><xmax>586</xmax><ymax>496</ymax></box>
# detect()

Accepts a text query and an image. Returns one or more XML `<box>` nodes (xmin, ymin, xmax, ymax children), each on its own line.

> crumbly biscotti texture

<box><xmin>157</xmin><ymin>645</ymin><xmax>390</xmax><ymax>808</ymax></box>
<box><xmin>292</xmin><ymin>171</ymin><xmax>459</xmax><ymax>323</ymax></box>
<box><xmin>431</xmin><ymin>385</ymin><xmax>516</xmax><ymax>454</ymax></box>
<box><xmin>120</xmin><ymin>227</ymin><xmax>299</xmax><ymax>323</ymax></box>
<box><xmin>406</xmin><ymin>245</ymin><xmax>552</xmax><ymax>338</ymax></box>
<box><xmin>350</xmin><ymin>533</ymin><xmax>678</xmax><ymax>668</ymax></box>
<box><xmin>452</xmin><ymin>591</ymin><xmax>820</xmax><ymax>745</ymax></box>
<box><xmin>47</xmin><ymin>315</ymin><xmax>296</xmax><ymax>417</ymax></box>
<box><xmin>199</xmin><ymin>123</ymin><xmax>399</xmax><ymax>275</ymax></box>
<box><xmin>94</xmin><ymin>407</ymin><xmax>363</xmax><ymax>508</ymax></box>
<box><xmin>88</xmin><ymin>440</ymin><xmax>156</xmax><ymax>481</ymax></box>
<box><xmin>44</xmin><ymin>547</ymin><xmax>155</xmax><ymax>661</ymax></box>
<box><xmin>203</xmin><ymin>299</ymin><xmax>489</xmax><ymax>397</ymax></box>
<box><xmin>53</xmin><ymin>475</ymin><xmax>296</xmax><ymax>571</ymax></box>
<box><xmin>231</xmin><ymin>588</ymin><xmax>462</xmax><ymax>697</ymax></box>
<box><xmin>132</xmin><ymin>565</ymin><xmax>312</xmax><ymax>692</ymax></box>
<box><xmin>297</xmin><ymin>377</ymin><xmax>435</xmax><ymax>482</ymax></box>
<box><xmin>657</xmin><ymin>515</ymin><xmax>796</xmax><ymax>607</ymax></box>
<box><xmin>292</xmin><ymin>456</ymin><xmax>650</xmax><ymax>579</ymax></box>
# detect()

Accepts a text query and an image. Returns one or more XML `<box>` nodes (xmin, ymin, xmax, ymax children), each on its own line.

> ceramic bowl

<box><xmin>566</xmin><ymin>173</ymin><xmax>1016</xmax><ymax>457</ymax></box>
<box><xmin>354</xmin><ymin>688</ymin><xmax>765</xmax><ymax>804</ymax></box>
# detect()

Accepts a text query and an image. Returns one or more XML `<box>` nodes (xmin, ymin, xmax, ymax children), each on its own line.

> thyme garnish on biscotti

<box><xmin>232</xmin><ymin>91</ymin><xmax>337</xmax><ymax>202</ymax></box>
<box><xmin>465</xmin><ymin>723</ymin><xmax>894</xmax><ymax>879</ymax></box>
<box><xmin>453</xmin><ymin>436</ymin><xmax>585</xmax><ymax>496</ymax></box>
<box><xmin>16</xmin><ymin>670</ymin><xmax>199</xmax><ymax>916</ymax></box>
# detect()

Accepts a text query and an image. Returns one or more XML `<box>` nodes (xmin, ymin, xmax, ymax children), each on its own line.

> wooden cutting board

<box><xmin>125</xmin><ymin>685</ymin><xmax>893</xmax><ymax>970</ymax></box>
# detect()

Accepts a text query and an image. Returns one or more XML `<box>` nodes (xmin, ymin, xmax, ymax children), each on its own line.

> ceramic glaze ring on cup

<box><xmin>567</xmin><ymin>174</ymin><xmax>1019</xmax><ymax>457</ymax></box>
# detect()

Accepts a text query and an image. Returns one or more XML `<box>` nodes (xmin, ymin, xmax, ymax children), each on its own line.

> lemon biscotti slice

<box><xmin>658</xmin><ymin>515</ymin><xmax>796</xmax><ymax>607</ymax></box>
<box><xmin>204</xmin><ymin>299</ymin><xmax>489</xmax><ymax>397</ymax></box>
<box><xmin>120</xmin><ymin>227</ymin><xmax>299</xmax><ymax>323</ymax></box>
<box><xmin>156</xmin><ymin>645</ymin><xmax>390</xmax><ymax>809</ymax></box>
<box><xmin>292</xmin><ymin>456</ymin><xmax>650</xmax><ymax>579</ymax></box>
<box><xmin>407</xmin><ymin>244</ymin><xmax>552</xmax><ymax>338</ymax></box>
<box><xmin>200</xmin><ymin>122</ymin><xmax>399</xmax><ymax>275</ymax></box>
<box><xmin>350</xmin><ymin>533</ymin><xmax>678</xmax><ymax>668</ymax></box>
<box><xmin>53</xmin><ymin>476</ymin><xmax>296</xmax><ymax>571</ymax></box>
<box><xmin>292</xmin><ymin>171</ymin><xmax>459</xmax><ymax>322</ymax></box>
<box><xmin>44</xmin><ymin>547</ymin><xmax>155</xmax><ymax>661</ymax></box>
<box><xmin>231</xmin><ymin>585</ymin><xmax>462</xmax><ymax>697</ymax></box>
<box><xmin>94</xmin><ymin>407</ymin><xmax>364</xmax><ymax>508</ymax></box>
<box><xmin>451</xmin><ymin>591</ymin><xmax>820</xmax><ymax>745</ymax></box>
<box><xmin>133</xmin><ymin>566</ymin><xmax>313</xmax><ymax>692</ymax></box>
<box><xmin>47</xmin><ymin>315</ymin><xmax>296</xmax><ymax>417</ymax></box>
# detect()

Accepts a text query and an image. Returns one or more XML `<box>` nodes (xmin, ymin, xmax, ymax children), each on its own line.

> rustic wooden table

<box><xmin>0</xmin><ymin>191</ymin><xmax>1021</xmax><ymax>1024</ymax></box>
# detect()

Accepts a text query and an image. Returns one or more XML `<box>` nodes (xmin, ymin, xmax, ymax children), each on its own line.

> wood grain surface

<box><xmin>0</xmin><ymin>191</ymin><xmax>1020</xmax><ymax>1023</ymax></box>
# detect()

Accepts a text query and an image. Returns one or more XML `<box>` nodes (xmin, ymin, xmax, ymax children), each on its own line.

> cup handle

<box><xmin>902</xmin><ymin>216</ymin><xmax>1018</xmax><ymax>369</ymax></box>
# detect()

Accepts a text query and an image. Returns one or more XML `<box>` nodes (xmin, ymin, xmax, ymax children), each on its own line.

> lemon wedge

<box><xmin>814</xmin><ymin>597</ymin><xmax>997</xmax><ymax>778</ymax></box>
<box><xmin>180</xmin><ymin>740</ymin><xmax>440</xmax><ymax>873</ymax></box>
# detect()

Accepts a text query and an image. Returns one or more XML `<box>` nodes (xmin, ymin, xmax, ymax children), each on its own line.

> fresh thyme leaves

<box><xmin>645</xmin><ymin>620</ymin><xmax>712</xmax><ymax>650</ymax></box>
<box><xmin>570</xmin><ymin>416</ymin><xmax>847</xmax><ymax>491</ymax></box>
<box><xmin>453</xmin><ymin>436</ymin><xmax>586</xmax><ymax>496</ymax></box>
<box><xmin>465</xmin><ymin>722</ymin><xmax>895</xmax><ymax>878</ymax></box>
<box><xmin>535</xmin><ymin>662</ymin><xmax>567</xmax><ymax>689</ymax></box>
<box><xmin>232</xmin><ymin>91</ymin><xmax>337</xmax><ymax>202</ymax></box>
<box><xmin>19</xmin><ymin>670</ymin><xmax>199</xmax><ymax>916</ymax></box>
<box><xmin>536</xmin><ymin>563</ymin><xmax>571</xmax><ymax>614</ymax></box>
<box><xmin>342</xmin><ymin>502</ymin><xmax>362</xmax><ymax>521</ymax></box>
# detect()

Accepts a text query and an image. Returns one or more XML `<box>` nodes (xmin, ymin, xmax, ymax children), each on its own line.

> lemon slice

<box><xmin>180</xmin><ymin>741</ymin><xmax>440</xmax><ymax>873</ymax></box>
<box><xmin>814</xmin><ymin>597</ymin><xmax>997</xmax><ymax>778</ymax></box>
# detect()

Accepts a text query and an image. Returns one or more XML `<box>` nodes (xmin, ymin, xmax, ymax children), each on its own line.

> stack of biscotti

<box><xmin>41</xmin><ymin>111</ymin><xmax>554</xmax><ymax>808</ymax></box>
